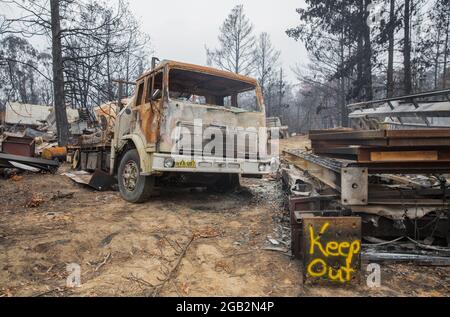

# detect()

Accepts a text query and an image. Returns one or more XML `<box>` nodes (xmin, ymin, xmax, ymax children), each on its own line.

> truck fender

<box><xmin>120</xmin><ymin>134</ymin><xmax>152</xmax><ymax>174</ymax></box>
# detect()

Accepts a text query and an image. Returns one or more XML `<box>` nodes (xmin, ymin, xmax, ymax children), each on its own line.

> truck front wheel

<box><xmin>118</xmin><ymin>149</ymin><xmax>154</xmax><ymax>203</ymax></box>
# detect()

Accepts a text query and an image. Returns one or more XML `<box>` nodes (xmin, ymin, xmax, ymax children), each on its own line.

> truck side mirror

<box><xmin>151</xmin><ymin>89</ymin><xmax>162</xmax><ymax>101</ymax></box>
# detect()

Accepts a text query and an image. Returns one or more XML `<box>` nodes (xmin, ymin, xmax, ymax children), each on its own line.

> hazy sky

<box><xmin>128</xmin><ymin>0</ymin><xmax>308</xmax><ymax>81</ymax></box>
<box><xmin>0</xmin><ymin>0</ymin><xmax>309</xmax><ymax>81</ymax></box>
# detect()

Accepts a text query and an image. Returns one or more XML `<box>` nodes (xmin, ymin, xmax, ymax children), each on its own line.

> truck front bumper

<box><xmin>151</xmin><ymin>153</ymin><xmax>272</xmax><ymax>175</ymax></box>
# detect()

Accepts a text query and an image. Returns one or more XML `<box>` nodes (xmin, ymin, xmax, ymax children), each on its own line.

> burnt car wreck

<box><xmin>68</xmin><ymin>60</ymin><xmax>274</xmax><ymax>202</ymax></box>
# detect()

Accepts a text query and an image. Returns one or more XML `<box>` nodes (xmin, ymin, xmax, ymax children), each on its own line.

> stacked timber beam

<box><xmin>309</xmin><ymin>129</ymin><xmax>450</xmax><ymax>174</ymax></box>
<box><xmin>282</xmin><ymin>128</ymin><xmax>450</xmax><ymax>249</ymax></box>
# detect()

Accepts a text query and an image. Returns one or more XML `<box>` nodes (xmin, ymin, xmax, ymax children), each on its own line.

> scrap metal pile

<box><xmin>309</xmin><ymin>128</ymin><xmax>450</xmax><ymax>171</ymax></box>
<box><xmin>294</xmin><ymin>128</ymin><xmax>450</xmax><ymax>234</ymax></box>
<box><xmin>281</xmin><ymin>90</ymin><xmax>450</xmax><ymax>283</ymax></box>
<box><xmin>0</xmin><ymin>101</ymin><xmax>114</xmax><ymax>178</ymax></box>
<box><xmin>0</xmin><ymin>133</ymin><xmax>62</xmax><ymax>175</ymax></box>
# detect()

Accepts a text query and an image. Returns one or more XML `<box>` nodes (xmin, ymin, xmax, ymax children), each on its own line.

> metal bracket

<box><xmin>341</xmin><ymin>167</ymin><xmax>368</xmax><ymax>206</ymax></box>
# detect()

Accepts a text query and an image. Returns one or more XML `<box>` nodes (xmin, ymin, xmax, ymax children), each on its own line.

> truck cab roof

<box><xmin>137</xmin><ymin>60</ymin><xmax>258</xmax><ymax>87</ymax></box>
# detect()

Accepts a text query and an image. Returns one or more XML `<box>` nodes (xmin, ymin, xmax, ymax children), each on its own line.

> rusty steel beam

<box><xmin>309</xmin><ymin>130</ymin><xmax>386</xmax><ymax>141</ymax></box>
<box><xmin>355</xmin><ymin>160</ymin><xmax>450</xmax><ymax>173</ymax></box>
<box><xmin>283</xmin><ymin>151</ymin><xmax>368</xmax><ymax>206</ymax></box>
<box><xmin>283</xmin><ymin>150</ymin><xmax>341</xmax><ymax>191</ymax></box>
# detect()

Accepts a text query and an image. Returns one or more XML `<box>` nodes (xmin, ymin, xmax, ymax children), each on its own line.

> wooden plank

<box><xmin>301</xmin><ymin>217</ymin><xmax>361</xmax><ymax>285</ymax></box>
<box><xmin>370</xmin><ymin>151</ymin><xmax>438</xmax><ymax>162</ymax></box>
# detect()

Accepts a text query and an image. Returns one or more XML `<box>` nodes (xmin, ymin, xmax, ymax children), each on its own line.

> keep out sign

<box><xmin>301</xmin><ymin>217</ymin><xmax>361</xmax><ymax>284</ymax></box>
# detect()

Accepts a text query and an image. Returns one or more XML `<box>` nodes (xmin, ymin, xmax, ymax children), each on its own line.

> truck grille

<box><xmin>174</xmin><ymin>121</ymin><xmax>260</xmax><ymax>159</ymax></box>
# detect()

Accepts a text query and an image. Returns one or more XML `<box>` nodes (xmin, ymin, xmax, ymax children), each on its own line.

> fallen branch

<box><xmin>262</xmin><ymin>246</ymin><xmax>290</xmax><ymax>255</ymax></box>
<box><xmin>124</xmin><ymin>273</ymin><xmax>153</xmax><ymax>290</ymax></box>
<box><xmin>51</xmin><ymin>191</ymin><xmax>75</xmax><ymax>200</ymax></box>
<box><xmin>150</xmin><ymin>235</ymin><xmax>195</xmax><ymax>297</ymax></box>
<box><xmin>95</xmin><ymin>253</ymin><xmax>111</xmax><ymax>272</ymax></box>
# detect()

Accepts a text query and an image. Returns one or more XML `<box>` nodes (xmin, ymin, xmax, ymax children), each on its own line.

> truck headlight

<box><xmin>258</xmin><ymin>163</ymin><xmax>266</xmax><ymax>172</ymax></box>
<box><xmin>164</xmin><ymin>158</ymin><xmax>175</xmax><ymax>168</ymax></box>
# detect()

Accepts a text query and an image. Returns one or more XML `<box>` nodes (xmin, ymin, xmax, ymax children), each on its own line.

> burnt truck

<box><xmin>73</xmin><ymin>60</ymin><xmax>274</xmax><ymax>202</ymax></box>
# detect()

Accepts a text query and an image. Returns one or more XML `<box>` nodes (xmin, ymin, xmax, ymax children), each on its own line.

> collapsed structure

<box><xmin>1</xmin><ymin>59</ymin><xmax>449</xmax><ymax>287</ymax></box>
<box><xmin>282</xmin><ymin>89</ymin><xmax>450</xmax><ymax>283</ymax></box>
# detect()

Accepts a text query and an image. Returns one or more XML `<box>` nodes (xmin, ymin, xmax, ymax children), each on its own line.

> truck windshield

<box><xmin>168</xmin><ymin>68</ymin><xmax>261</xmax><ymax>112</ymax></box>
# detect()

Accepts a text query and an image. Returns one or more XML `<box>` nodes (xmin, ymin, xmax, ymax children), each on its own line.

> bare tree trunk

<box><xmin>403</xmin><ymin>0</ymin><xmax>413</xmax><ymax>94</ymax></box>
<box><xmin>434</xmin><ymin>28</ymin><xmax>441</xmax><ymax>89</ymax></box>
<box><xmin>50</xmin><ymin>0</ymin><xmax>69</xmax><ymax>146</ymax></box>
<box><xmin>106</xmin><ymin>23</ymin><xmax>113</xmax><ymax>101</ymax></box>
<box><xmin>339</xmin><ymin>30</ymin><xmax>348</xmax><ymax>127</ymax></box>
<box><xmin>277</xmin><ymin>68</ymin><xmax>284</xmax><ymax>118</ymax></box>
<box><xmin>355</xmin><ymin>0</ymin><xmax>365</xmax><ymax>100</ymax></box>
<box><xmin>443</xmin><ymin>14</ymin><xmax>449</xmax><ymax>89</ymax></box>
<box><xmin>387</xmin><ymin>0</ymin><xmax>395</xmax><ymax>97</ymax></box>
<box><xmin>363</xmin><ymin>0</ymin><xmax>373</xmax><ymax>100</ymax></box>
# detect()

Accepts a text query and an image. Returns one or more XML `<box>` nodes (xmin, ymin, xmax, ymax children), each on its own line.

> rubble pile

<box><xmin>0</xmin><ymin>102</ymin><xmax>100</xmax><ymax>178</ymax></box>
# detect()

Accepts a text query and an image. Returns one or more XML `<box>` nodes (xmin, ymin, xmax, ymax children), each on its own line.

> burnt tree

<box><xmin>50</xmin><ymin>0</ymin><xmax>69</xmax><ymax>146</ymax></box>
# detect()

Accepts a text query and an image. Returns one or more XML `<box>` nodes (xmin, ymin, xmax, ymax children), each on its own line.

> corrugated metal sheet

<box><xmin>5</xmin><ymin>102</ymin><xmax>52</xmax><ymax>126</ymax></box>
<box><xmin>46</xmin><ymin>107</ymin><xmax>79</xmax><ymax>127</ymax></box>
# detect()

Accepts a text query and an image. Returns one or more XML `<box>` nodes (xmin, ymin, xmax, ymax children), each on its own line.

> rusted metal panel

<box><xmin>0</xmin><ymin>153</ymin><xmax>59</xmax><ymax>172</ymax></box>
<box><xmin>309</xmin><ymin>130</ymin><xmax>386</xmax><ymax>141</ymax></box>
<box><xmin>86</xmin><ymin>152</ymin><xmax>100</xmax><ymax>171</ymax></box>
<box><xmin>2</xmin><ymin>136</ymin><xmax>35</xmax><ymax>157</ymax></box>
<box><xmin>310</xmin><ymin>129</ymin><xmax>450</xmax><ymax>149</ymax></box>
<box><xmin>385</xmin><ymin>129</ymin><xmax>450</xmax><ymax>138</ymax></box>
<box><xmin>289</xmin><ymin>195</ymin><xmax>338</xmax><ymax>217</ymax></box>
<box><xmin>88</xmin><ymin>169</ymin><xmax>115</xmax><ymax>191</ymax></box>
<box><xmin>301</xmin><ymin>217</ymin><xmax>361</xmax><ymax>285</ymax></box>
<box><xmin>355</xmin><ymin>160</ymin><xmax>450</xmax><ymax>173</ymax></box>
<box><xmin>63</xmin><ymin>169</ymin><xmax>115</xmax><ymax>191</ymax></box>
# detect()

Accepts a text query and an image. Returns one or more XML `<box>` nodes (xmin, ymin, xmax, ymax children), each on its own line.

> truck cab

<box><xmin>112</xmin><ymin>60</ymin><xmax>272</xmax><ymax>202</ymax></box>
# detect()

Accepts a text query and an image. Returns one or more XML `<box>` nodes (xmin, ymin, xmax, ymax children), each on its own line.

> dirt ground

<box><xmin>0</xmin><ymin>136</ymin><xmax>449</xmax><ymax>297</ymax></box>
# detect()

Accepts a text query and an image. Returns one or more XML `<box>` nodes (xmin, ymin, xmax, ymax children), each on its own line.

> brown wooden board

<box><xmin>370</xmin><ymin>150</ymin><xmax>438</xmax><ymax>162</ymax></box>
<box><xmin>301</xmin><ymin>217</ymin><xmax>361</xmax><ymax>285</ymax></box>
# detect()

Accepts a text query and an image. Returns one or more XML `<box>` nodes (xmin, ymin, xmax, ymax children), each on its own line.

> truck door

<box><xmin>137</xmin><ymin>71</ymin><xmax>164</xmax><ymax>150</ymax></box>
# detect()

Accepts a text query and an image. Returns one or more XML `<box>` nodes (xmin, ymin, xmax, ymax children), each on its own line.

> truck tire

<box><xmin>118</xmin><ymin>149</ymin><xmax>154</xmax><ymax>203</ymax></box>
<box><xmin>212</xmin><ymin>174</ymin><xmax>240</xmax><ymax>193</ymax></box>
